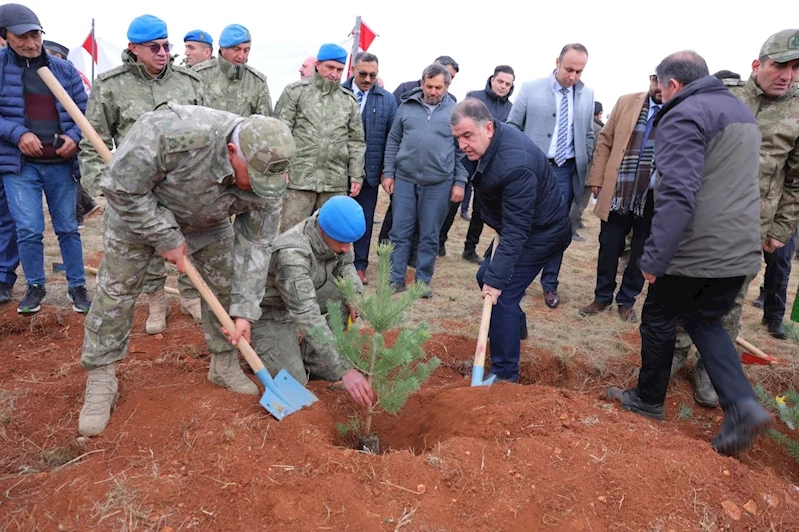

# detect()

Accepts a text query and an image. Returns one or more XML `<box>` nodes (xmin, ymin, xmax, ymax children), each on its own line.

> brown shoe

<box><xmin>579</xmin><ymin>300</ymin><xmax>609</xmax><ymax>317</ymax></box>
<box><xmin>357</xmin><ymin>270</ymin><xmax>368</xmax><ymax>285</ymax></box>
<box><xmin>617</xmin><ymin>306</ymin><xmax>638</xmax><ymax>323</ymax></box>
<box><xmin>544</xmin><ymin>291</ymin><xmax>559</xmax><ymax>309</ymax></box>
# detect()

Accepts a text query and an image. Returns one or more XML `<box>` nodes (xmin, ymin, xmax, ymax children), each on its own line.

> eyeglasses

<box><xmin>141</xmin><ymin>42</ymin><xmax>172</xmax><ymax>54</ymax></box>
<box><xmin>356</xmin><ymin>70</ymin><xmax>378</xmax><ymax>80</ymax></box>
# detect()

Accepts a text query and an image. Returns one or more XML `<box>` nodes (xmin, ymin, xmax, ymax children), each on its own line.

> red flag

<box><xmin>82</xmin><ymin>32</ymin><xmax>98</xmax><ymax>63</ymax></box>
<box><xmin>358</xmin><ymin>21</ymin><xmax>376</xmax><ymax>51</ymax></box>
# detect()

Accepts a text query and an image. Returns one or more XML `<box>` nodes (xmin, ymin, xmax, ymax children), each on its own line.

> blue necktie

<box><xmin>642</xmin><ymin>105</ymin><xmax>661</xmax><ymax>147</ymax></box>
<box><xmin>356</xmin><ymin>90</ymin><xmax>364</xmax><ymax>105</ymax></box>
<box><xmin>554</xmin><ymin>87</ymin><xmax>570</xmax><ymax>166</ymax></box>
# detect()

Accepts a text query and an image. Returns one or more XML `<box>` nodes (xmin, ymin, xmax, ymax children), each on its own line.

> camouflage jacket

<box><xmin>258</xmin><ymin>213</ymin><xmax>363</xmax><ymax>379</ymax></box>
<box><xmin>100</xmin><ymin>103</ymin><xmax>280</xmax><ymax>321</ymax></box>
<box><xmin>192</xmin><ymin>56</ymin><xmax>272</xmax><ymax>117</ymax></box>
<box><xmin>275</xmin><ymin>72</ymin><xmax>365</xmax><ymax>192</ymax></box>
<box><xmin>78</xmin><ymin>50</ymin><xmax>205</xmax><ymax>194</ymax></box>
<box><xmin>728</xmin><ymin>76</ymin><xmax>799</xmax><ymax>243</ymax></box>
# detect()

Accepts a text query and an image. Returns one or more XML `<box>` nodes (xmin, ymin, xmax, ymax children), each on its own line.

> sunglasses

<box><xmin>356</xmin><ymin>70</ymin><xmax>378</xmax><ymax>80</ymax></box>
<box><xmin>141</xmin><ymin>42</ymin><xmax>173</xmax><ymax>54</ymax></box>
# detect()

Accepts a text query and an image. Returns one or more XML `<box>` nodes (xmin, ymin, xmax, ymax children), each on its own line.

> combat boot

<box><xmin>690</xmin><ymin>360</ymin><xmax>719</xmax><ymax>408</ymax></box>
<box><xmin>145</xmin><ymin>290</ymin><xmax>168</xmax><ymax>334</ymax></box>
<box><xmin>670</xmin><ymin>346</ymin><xmax>690</xmax><ymax>380</ymax></box>
<box><xmin>180</xmin><ymin>296</ymin><xmax>202</xmax><ymax>322</ymax></box>
<box><xmin>208</xmin><ymin>352</ymin><xmax>259</xmax><ymax>395</ymax></box>
<box><xmin>78</xmin><ymin>363</ymin><xmax>118</xmax><ymax>437</ymax></box>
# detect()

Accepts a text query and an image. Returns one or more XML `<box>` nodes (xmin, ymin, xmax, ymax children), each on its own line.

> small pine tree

<box><xmin>314</xmin><ymin>243</ymin><xmax>440</xmax><ymax>449</ymax></box>
<box><xmin>755</xmin><ymin>385</ymin><xmax>799</xmax><ymax>462</ymax></box>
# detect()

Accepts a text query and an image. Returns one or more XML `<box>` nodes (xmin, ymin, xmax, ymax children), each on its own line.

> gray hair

<box><xmin>450</xmin><ymin>98</ymin><xmax>493</xmax><ymax>127</ymax></box>
<box><xmin>422</xmin><ymin>62</ymin><xmax>451</xmax><ymax>85</ymax></box>
<box><xmin>229</xmin><ymin>123</ymin><xmax>246</xmax><ymax>162</ymax></box>
<box><xmin>353</xmin><ymin>52</ymin><xmax>378</xmax><ymax>66</ymax></box>
<box><xmin>656</xmin><ymin>50</ymin><xmax>709</xmax><ymax>87</ymax></box>
<box><xmin>559</xmin><ymin>43</ymin><xmax>588</xmax><ymax>61</ymax></box>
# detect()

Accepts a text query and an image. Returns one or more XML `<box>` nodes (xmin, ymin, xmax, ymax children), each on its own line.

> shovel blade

<box><xmin>741</xmin><ymin>352</ymin><xmax>777</xmax><ymax>366</ymax></box>
<box><xmin>471</xmin><ymin>365</ymin><xmax>496</xmax><ymax>387</ymax></box>
<box><xmin>253</xmin><ymin>368</ymin><xmax>318</xmax><ymax>420</ymax></box>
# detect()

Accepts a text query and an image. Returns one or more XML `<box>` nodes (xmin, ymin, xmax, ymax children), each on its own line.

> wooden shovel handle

<box><xmin>474</xmin><ymin>237</ymin><xmax>499</xmax><ymax>368</ymax></box>
<box><xmin>37</xmin><ymin>66</ymin><xmax>113</xmax><ymax>164</ymax></box>
<box><xmin>182</xmin><ymin>258</ymin><xmax>266</xmax><ymax>374</ymax></box>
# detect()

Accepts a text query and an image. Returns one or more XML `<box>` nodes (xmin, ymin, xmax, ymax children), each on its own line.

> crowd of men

<box><xmin>1</xmin><ymin>3</ymin><xmax>798</xmax><ymax>456</ymax></box>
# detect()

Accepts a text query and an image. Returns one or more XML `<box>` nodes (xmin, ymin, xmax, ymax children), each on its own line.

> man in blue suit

<box><xmin>507</xmin><ymin>43</ymin><xmax>594</xmax><ymax>309</ymax></box>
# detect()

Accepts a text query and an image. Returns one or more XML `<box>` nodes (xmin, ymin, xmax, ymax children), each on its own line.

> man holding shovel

<box><xmin>450</xmin><ymin>99</ymin><xmax>571</xmax><ymax>382</ymax></box>
<box><xmin>78</xmin><ymin>103</ymin><xmax>294</xmax><ymax>437</ymax></box>
<box><xmin>225</xmin><ymin>196</ymin><xmax>374</xmax><ymax>407</ymax></box>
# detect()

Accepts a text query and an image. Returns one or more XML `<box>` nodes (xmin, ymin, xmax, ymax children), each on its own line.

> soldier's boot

<box><xmin>180</xmin><ymin>296</ymin><xmax>202</xmax><ymax>322</ymax></box>
<box><xmin>208</xmin><ymin>352</ymin><xmax>259</xmax><ymax>395</ymax></box>
<box><xmin>690</xmin><ymin>360</ymin><xmax>719</xmax><ymax>408</ymax></box>
<box><xmin>78</xmin><ymin>363</ymin><xmax>118</xmax><ymax>437</ymax></box>
<box><xmin>669</xmin><ymin>346</ymin><xmax>690</xmax><ymax>380</ymax></box>
<box><xmin>145</xmin><ymin>290</ymin><xmax>168</xmax><ymax>335</ymax></box>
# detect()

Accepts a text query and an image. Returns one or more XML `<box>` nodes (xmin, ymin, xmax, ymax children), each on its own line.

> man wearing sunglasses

<box><xmin>192</xmin><ymin>24</ymin><xmax>272</xmax><ymax>117</ymax></box>
<box><xmin>78</xmin><ymin>104</ymin><xmax>294</xmax><ymax>437</ymax></box>
<box><xmin>78</xmin><ymin>14</ymin><xmax>206</xmax><ymax>334</ymax></box>
<box><xmin>341</xmin><ymin>52</ymin><xmax>397</xmax><ymax>286</ymax></box>
<box><xmin>275</xmin><ymin>43</ymin><xmax>366</xmax><ymax>232</ymax></box>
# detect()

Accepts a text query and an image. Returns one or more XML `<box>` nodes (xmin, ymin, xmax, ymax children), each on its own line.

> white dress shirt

<box><xmin>547</xmin><ymin>78</ymin><xmax>575</xmax><ymax>160</ymax></box>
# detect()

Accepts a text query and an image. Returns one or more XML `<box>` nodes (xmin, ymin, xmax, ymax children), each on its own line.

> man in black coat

<box><xmin>450</xmin><ymin>99</ymin><xmax>571</xmax><ymax>382</ymax></box>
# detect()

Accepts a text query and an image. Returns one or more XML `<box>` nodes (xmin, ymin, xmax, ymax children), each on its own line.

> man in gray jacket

<box><xmin>606</xmin><ymin>51</ymin><xmax>772</xmax><ymax>456</ymax></box>
<box><xmin>507</xmin><ymin>44</ymin><xmax>594</xmax><ymax>309</ymax></box>
<box><xmin>382</xmin><ymin>63</ymin><xmax>467</xmax><ymax>297</ymax></box>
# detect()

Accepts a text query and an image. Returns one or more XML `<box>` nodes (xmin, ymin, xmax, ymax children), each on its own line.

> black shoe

<box><xmin>0</xmin><ymin>282</ymin><xmax>12</xmax><ymax>305</ymax></box>
<box><xmin>752</xmin><ymin>292</ymin><xmax>765</xmax><ymax>309</ymax></box>
<box><xmin>69</xmin><ymin>286</ymin><xmax>92</xmax><ymax>313</ymax></box>
<box><xmin>438</xmin><ymin>246</ymin><xmax>446</xmax><ymax>257</ymax></box>
<box><xmin>711</xmin><ymin>398</ymin><xmax>773</xmax><ymax>456</ymax></box>
<box><xmin>520</xmin><ymin>321</ymin><xmax>529</xmax><ymax>340</ymax></box>
<box><xmin>763</xmin><ymin>318</ymin><xmax>786</xmax><ymax>340</ymax></box>
<box><xmin>606</xmin><ymin>387</ymin><xmax>664</xmax><ymax>420</ymax></box>
<box><xmin>462</xmin><ymin>249</ymin><xmax>484</xmax><ymax>265</ymax></box>
<box><xmin>389</xmin><ymin>282</ymin><xmax>406</xmax><ymax>294</ymax></box>
<box><xmin>18</xmin><ymin>284</ymin><xmax>46</xmax><ymax>314</ymax></box>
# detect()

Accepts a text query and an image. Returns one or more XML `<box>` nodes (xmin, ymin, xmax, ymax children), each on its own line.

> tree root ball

<box><xmin>358</xmin><ymin>434</ymin><xmax>380</xmax><ymax>454</ymax></box>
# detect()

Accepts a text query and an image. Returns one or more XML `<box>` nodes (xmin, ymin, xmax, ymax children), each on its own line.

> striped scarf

<box><xmin>610</xmin><ymin>102</ymin><xmax>656</xmax><ymax>217</ymax></box>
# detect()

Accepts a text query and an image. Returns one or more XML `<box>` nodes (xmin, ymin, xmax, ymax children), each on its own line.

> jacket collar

<box><xmin>481</xmin><ymin>76</ymin><xmax>514</xmax><ymax>103</ymax></box>
<box><xmin>476</xmin><ymin>119</ymin><xmax>502</xmax><ymax>173</ymax></box>
<box><xmin>655</xmin><ymin>76</ymin><xmax>727</xmax><ymax>126</ymax></box>
<box><xmin>745</xmin><ymin>73</ymin><xmax>795</xmax><ymax>103</ymax></box>
<box><xmin>549</xmin><ymin>71</ymin><xmax>583</xmax><ymax>94</ymax></box>
<box><xmin>342</xmin><ymin>77</ymin><xmax>387</xmax><ymax>99</ymax></box>
<box><xmin>121</xmin><ymin>49</ymin><xmax>172</xmax><ymax>81</ymax></box>
<box><xmin>312</xmin><ymin>71</ymin><xmax>341</xmax><ymax>95</ymax></box>
<box><xmin>7</xmin><ymin>46</ymin><xmax>48</xmax><ymax>67</ymax></box>
<box><xmin>304</xmin><ymin>213</ymin><xmax>337</xmax><ymax>259</ymax></box>
<box><xmin>217</xmin><ymin>54</ymin><xmax>245</xmax><ymax>81</ymax></box>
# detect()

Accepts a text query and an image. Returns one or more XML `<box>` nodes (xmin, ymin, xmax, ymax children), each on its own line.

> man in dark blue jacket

<box><xmin>341</xmin><ymin>52</ymin><xmax>396</xmax><ymax>285</ymax></box>
<box><xmin>0</xmin><ymin>3</ymin><xmax>90</xmax><ymax>314</ymax></box>
<box><xmin>450</xmin><ymin>99</ymin><xmax>570</xmax><ymax>382</ymax></box>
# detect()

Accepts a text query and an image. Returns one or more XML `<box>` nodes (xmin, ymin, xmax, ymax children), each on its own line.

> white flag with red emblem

<box><xmin>67</xmin><ymin>28</ymin><xmax>122</xmax><ymax>94</ymax></box>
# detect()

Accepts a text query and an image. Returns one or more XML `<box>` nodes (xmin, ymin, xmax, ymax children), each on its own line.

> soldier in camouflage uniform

<box><xmin>192</xmin><ymin>24</ymin><xmax>272</xmax><ymax>117</ymax></box>
<box><xmin>78</xmin><ymin>103</ymin><xmax>295</xmax><ymax>437</ymax></box>
<box><xmin>275</xmin><ymin>43</ymin><xmax>366</xmax><ymax>231</ymax></box>
<box><xmin>78</xmin><ymin>14</ymin><xmax>206</xmax><ymax>333</ymax></box>
<box><xmin>226</xmin><ymin>196</ymin><xmax>374</xmax><ymax>407</ymax></box>
<box><xmin>183</xmin><ymin>29</ymin><xmax>213</xmax><ymax>68</ymax></box>
<box><xmin>671</xmin><ymin>29</ymin><xmax>799</xmax><ymax>407</ymax></box>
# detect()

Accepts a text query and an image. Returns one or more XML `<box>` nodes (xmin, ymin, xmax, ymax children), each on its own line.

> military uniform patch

<box><xmin>165</xmin><ymin>133</ymin><xmax>210</xmax><ymax>153</ymax></box>
<box><xmin>292</xmin><ymin>278</ymin><xmax>316</xmax><ymax>302</ymax></box>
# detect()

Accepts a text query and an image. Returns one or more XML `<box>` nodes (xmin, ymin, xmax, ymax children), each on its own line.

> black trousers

<box><xmin>760</xmin><ymin>230</ymin><xmax>797</xmax><ymax>323</ymax></box>
<box><xmin>594</xmin><ymin>192</ymin><xmax>654</xmax><ymax>307</ymax></box>
<box><xmin>637</xmin><ymin>275</ymin><xmax>755</xmax><ymax>410</ymax></box>
<box><xmin>75</xmin><ymin>183</ymin><xmax>96</xmax><ymax>222</ymax></box>
<box><xmin>439</xmin><ymin>187</ymin><xmax>486</xmax><ymax>252</ymax></box>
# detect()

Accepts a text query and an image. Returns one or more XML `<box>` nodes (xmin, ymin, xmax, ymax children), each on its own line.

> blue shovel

<box><xmin>183</xmin><ymin>258</ymin><xmax>318</xmax><ymax>420</ymax></box>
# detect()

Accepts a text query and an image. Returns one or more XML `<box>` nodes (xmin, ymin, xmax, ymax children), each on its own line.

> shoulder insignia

<box><xmin>339</xmin><ymin>86</ymin><xmax>358</xmax><ymax>101</ymax></box>
<box><xmin>173</xmin><ymin>64</ymin><xmax>202</xmax><ymax>81</ymax></box>
<box><xmin>722</xmin><ymin>78</ymin><xmax>745</xmax><ymax>87</ymax></box>
<box><xmin>245</xmin><ymin>64</ymin><xmax>267</xmax><ymax>82</ymax></box>
<box><xmin>164</xmin><ymin>132</ymin><xmax>211</xmax><ymax>153</ymax></box>
<box><xmin>96</xmin><ymin>64</ymin><xmax>129</xmax><ymax>82</ymax></box>
<box><xmin>192</xmin><ymin>60</ymin><xmax>215</xmax><ymax>73</ymax></box>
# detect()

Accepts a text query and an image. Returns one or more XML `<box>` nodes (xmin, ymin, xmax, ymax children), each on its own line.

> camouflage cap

<box><xmin>238</xmin><ymin>116</ymin><xmax>296</xmax><ymax>199</ymax></box>
<box><xmin>759</xmin><ymin>29</ymin><xmax>799</xmax><ymax>63</ymax></box>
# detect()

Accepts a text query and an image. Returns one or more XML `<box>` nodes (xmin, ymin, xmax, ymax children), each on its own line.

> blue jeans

<box><xmin>2</xmin><ymin>163</ymin><xmax>85</xmax><ymax>288</ymax></box>
<box><xmin>0</xmin><ymin>179</ymin><xmax>20</xmax><ymax>286</ymax></box>
<box><xmin>353</xmin><ymin>182</ymin><xmax>379</xmax><ymax>272</ymax></box>
<box><xmin>477</xmin><ymin>242</ymin><xmax>546</xmax><ymax>381</ymax></box>
<box><xmin>389</xmin><ymin>177</ymin><xmax>452</xmax><ymax>285</ymax></box>
<box><xmin>461</xmin><ymin>182</ymin><xmax>472</xmax><ymax>214</ymax></box>
<box><xmin>540</xmin><ymin>159</ymin><xmax>575</xmax><ymax>292</ymax></box>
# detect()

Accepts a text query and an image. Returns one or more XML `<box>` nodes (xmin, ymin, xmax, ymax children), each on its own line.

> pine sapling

<box><xmin>755</xmin><ymin>385</ymin><xmax>799</xmax><ymax>462</ymax></box>
<box><xmin>314</xmin><ymin>243</ymin><xmax>440</xmax><ymax>452</ymax></box>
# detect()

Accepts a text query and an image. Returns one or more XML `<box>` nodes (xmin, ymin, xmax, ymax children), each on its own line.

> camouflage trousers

<box><xmin>141</xmin><ymin>256</ymin><xmax>198</xmax><ymax>300</ymax></box>
<box><xmin>81</xmin><ymin>227</ymin><xmax>236</xmax><ymax>369</ymax></box>
<box><xmin>279</xmin><ymin>189</ymin><xmax>343</xmax><ymax>233</ymax></box>
<box><xmin>674</xmin><ymin>273</ymin><xmax>757</xmax><ymax>358</ymax></box>
<box><xmin>250</xmin><ymin>305</ymin><xmax>347</xmax><ymax>384</ymax></box>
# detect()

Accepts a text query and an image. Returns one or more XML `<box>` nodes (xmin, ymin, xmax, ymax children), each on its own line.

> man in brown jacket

<box><xmin>580</xmin><ymin>74</ymin><xmax>662</xmax><ymax>322</ymax></box>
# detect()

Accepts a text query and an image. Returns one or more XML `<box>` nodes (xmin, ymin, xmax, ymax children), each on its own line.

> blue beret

<box><xmin>318</xmin><ymin>197</ymin><xmax>366</xmax><ymax>243</ymax></box>
<box><xmin>127</xmin><ymin>15</ymin><xmax>168</xmax><ymax>44</ymax></box>
<box><xmin>184</xmin><ymin>29</ymin><xmax>213</xmax><ymax>45</ymax></box>
<box><xmin>317</xmin><ymin>43</ymin><xmax>347</xmax><ymax>64</ymax></box>
<box><xmin>219</xmin><ymin>24</ymin><xmax>251</xmax><ymax>48</ymax></box>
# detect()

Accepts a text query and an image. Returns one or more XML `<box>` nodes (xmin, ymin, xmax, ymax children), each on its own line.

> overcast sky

<box><xmin>23</xmin><ymin>0</ymin><xmax>786</xmax><ymax>115</ymax></box>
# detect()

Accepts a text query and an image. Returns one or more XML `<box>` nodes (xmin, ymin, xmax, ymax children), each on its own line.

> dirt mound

<box><xmin>2</xmin><ymin>306</ymin><xmax>799</xmax><ymax>530</ymax></box>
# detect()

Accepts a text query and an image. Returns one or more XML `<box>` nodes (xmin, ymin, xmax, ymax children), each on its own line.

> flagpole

<box><xmin>90</xmin><ymin>18</ymin><xmax>95</xmax><ymax>82</ymax></box>
<box><xmin>348</xmin><ymin>15</ymin><xmax>361</xmax><ymax>74</ymax></box>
